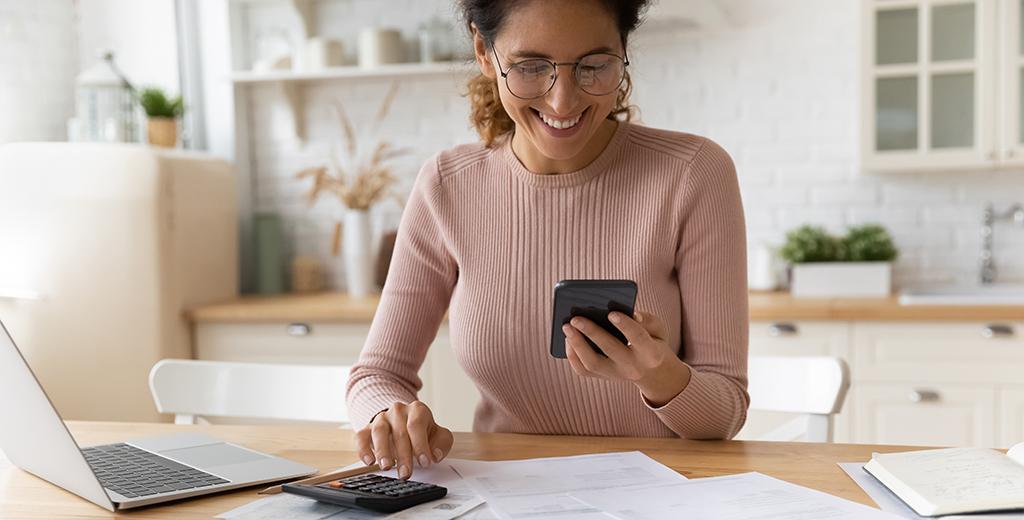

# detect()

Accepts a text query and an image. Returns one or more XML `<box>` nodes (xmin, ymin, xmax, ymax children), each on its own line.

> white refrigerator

<box><xmin>0</xmin><ymin>143</ymin><xmax>238</xmax><ymax>422</ymax></box>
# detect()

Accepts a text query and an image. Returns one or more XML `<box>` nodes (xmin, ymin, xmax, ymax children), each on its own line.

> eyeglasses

<box><xmin>491</xmin><ymin>47</ymin><xmax>629</xmax><ymax>100</ymax></box>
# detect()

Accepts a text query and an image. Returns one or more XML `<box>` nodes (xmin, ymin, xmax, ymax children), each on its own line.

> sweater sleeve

<box><xmin>644</xmin><ymin>138</ymin><xmax>750</xmax><ymax>439</ymax></box>
<box><xmin>345</xmin><ymin>154</ymin><xmax>457</xmax><ymax>428</ymax></box>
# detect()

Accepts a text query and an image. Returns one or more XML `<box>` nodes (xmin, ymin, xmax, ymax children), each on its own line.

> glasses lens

<box><xmin>576</xmin><ymin>54</ymin><xmax>625</xmax><ymax>96</ymax></box>
<box><xmin>507</xmin><ymin>59</ymin><xmax>555</xmax><ymax>99</ymax></box>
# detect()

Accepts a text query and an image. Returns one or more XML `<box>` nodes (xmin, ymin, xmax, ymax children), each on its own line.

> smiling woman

<box><xmin>345</xmin><ymin>0</ymin><xmax>750</xmax><ymax>482</ymax></box>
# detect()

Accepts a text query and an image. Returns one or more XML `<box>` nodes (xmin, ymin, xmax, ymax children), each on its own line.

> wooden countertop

<box><xmin>186</xmin><ymin>291</ymin><xmax>1024</xmax><ymax>324</ymax></box>
<box><xmin>1</xmin><ymin>420</ymin><xmax>924</xmax><ymax>517</ymax></box>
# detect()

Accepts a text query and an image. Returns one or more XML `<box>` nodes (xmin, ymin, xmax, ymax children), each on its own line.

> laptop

<box><xmin>0</xmin><ymin>319</ymin><xmax>318</xmax><ymax>511</ymax></box>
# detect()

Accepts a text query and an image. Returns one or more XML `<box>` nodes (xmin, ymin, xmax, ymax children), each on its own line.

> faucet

<box><xmin>980</xmin><ymin>203</ymin><xmax>1024</xmax><ymax>285</ymax></box>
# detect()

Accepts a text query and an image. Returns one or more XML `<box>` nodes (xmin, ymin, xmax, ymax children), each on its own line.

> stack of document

<box><xmin>219</xmin><ymin>451</ymin><xmax>902</xmax><ymax>519</ymax></box>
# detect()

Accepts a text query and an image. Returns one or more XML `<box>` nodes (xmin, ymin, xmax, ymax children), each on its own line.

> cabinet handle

<box><xmin>287</xmin><ymin>323</ymin><xmax>313</xmax><ymax>336</ymax></box>
<box><xmin>981</xmin><ymin>324</ymin><xmax>1014</xmax><ymax>339</ymax></box>
<box><xmin>768</xmin><ymin>322</ymin><xmax>799</xmax><ymax>337</ymax></box>
<box><xmin>908</xmin><ymin>389</ymin><xmax>940</xmax><ymax>403</ymax></box>
<box><xmin>988</xmin><ymin>150</ymin><xmax>998</xmax><ymax>160</ymax></box>
<box><xmin>1009</xmin><ymin>150</ymin><xmax>1016</xmax><ymax>159</ymax></box>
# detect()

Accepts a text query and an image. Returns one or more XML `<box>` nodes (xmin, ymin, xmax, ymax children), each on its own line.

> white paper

<box><xmin>839</xmin><ymin>462</ymin><xmax>1024</xmax><ymax>520</ymax></box>
<box><xmin>571</xmin><ymin>472</ymin><xmax>903</xmax><ymax>520</ymax></box>
<box><xmin>447</xmin><ymin>451</ymin><xmax>686</xmax><ymax>520</ymax></box>
<box><xmin>216</xmin><ymin>463</ymin><xmax>484</xmax><ymax>520</ymax></box>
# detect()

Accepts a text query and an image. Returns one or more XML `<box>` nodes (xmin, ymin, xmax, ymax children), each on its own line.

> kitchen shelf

<box><xmin>231</xmin><ymin>61</ymin><xmax>475</xmax><ymax>141</ymax></box>
<box><xmin>230</xmin><ymin>61</ymin><xmax>475</xmax><ymax>84</ymax></box>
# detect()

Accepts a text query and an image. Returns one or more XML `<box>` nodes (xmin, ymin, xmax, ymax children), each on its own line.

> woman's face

<box><xmin>473</xmin><ymin>0</ymin><xmax>624</xmax><ymax>162</ymax></box>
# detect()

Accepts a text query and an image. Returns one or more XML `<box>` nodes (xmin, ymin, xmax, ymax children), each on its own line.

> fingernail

<box><xmin>399</xmin><ymin>465</ymin><xmax>409</xmax><ymax>479</ymax></box>
<box><xmin>379</xmin><ymin>457</ymin><xmax>392</xmax><ymax>469</ymax></box>
<box><xmin>562</xmin><ymin>324</ymin><xmax>573</xmax><ymax>336</ymax></box>
<box><xmin>419</xmin><ymin>454</ymin><xmax>430</xmax><ymax>467</ymax></box>
<box><xmin>609</xmin><ymin>312</ymin><xmax>622</xmax><ymax>323</ymax></box>
<box><xmin>635</xmin><ymin>312</ymin><xmax>643</xmax><ymax>323</ymax></box>
<box><xmin>362</xmin><ymin>454</ymin><xmax>374</xmax><ymax>465</ymax></box>
<box><xmin>433</xmin><ymin>448</ymin><xmax>443</xmax><ymax>462</ymax></box>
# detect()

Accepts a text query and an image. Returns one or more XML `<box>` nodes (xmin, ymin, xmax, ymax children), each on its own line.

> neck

<box><xmin>511</xmin><ymin>118</ymin><xmax>619</xmax><ymax>175</ymax></box>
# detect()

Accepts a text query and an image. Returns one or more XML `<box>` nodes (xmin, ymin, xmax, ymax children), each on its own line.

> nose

<box><xmin>545</xmin><ymin>67</ymin><xmax>581</xmax><ymax>116</ymax></box>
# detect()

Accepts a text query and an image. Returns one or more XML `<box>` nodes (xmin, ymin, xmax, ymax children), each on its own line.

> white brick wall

<box><xmin>0</xmin><ymin>0</ymin><xmax>76</xmax><ymax>144</ymax></box>
<box><xmin>243</xmin><ymin>0</ymin><xmax>1024</xmax><ymax>289</ymax></box>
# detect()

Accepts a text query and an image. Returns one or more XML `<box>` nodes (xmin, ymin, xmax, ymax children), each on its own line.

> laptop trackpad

<box><xmin>159</xmin><ymin>443</ymin><xmax>269</xmax><ymax>468</ymax></box>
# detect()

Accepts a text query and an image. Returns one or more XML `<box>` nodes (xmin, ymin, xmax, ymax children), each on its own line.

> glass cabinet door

<box><xmin>864</xmin><ymin>0</ymin><xmax>994</xmax><ymax>171</ymax></box>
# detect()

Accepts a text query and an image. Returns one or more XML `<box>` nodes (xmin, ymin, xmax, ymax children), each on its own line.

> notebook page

<box><xmin>874</xmin><ymin>448</ymin><xmax>1024</xmax><ymax>508</ymax></box>
<box><xmin>1008</xmin><ymin>443</ymin><xmax>1024</xmax><ymax>466</ymax></box>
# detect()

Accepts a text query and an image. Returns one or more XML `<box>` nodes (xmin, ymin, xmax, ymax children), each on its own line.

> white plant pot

<box><xmin>790</xmin><ymin>262</ymin><xmax>892</xmax><ymax>298</ymax></box>
<box><xmin>343</xmin><ymin>209</ymin><xmax>375</xmax><ymax>298</ymax></box>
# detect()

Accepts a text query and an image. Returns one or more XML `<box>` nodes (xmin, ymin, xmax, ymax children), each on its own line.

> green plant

<box><xmin>138</xmin><ymin>87</ymin><xmax>183</xmax><ymax>118</ymax></box>
<box><xmin>780</xmin><ymin>225</ymin><xmax>843</xmax><ymax>263</ymax></box>
<box><xmin>842</xmin><ymin>224</ymin><xmax>898</xmax><ymax>262</ymax></box>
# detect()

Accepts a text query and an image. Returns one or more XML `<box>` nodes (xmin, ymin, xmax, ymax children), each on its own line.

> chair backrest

<box><xmin>149</xmin><ymin>359</ymin><xmax>350</xmax><ymax>426</ymax></box>
<box><xmin>747</xmin><ymin>356</ymin><xmax>850</xmax><ymax>443</ymax></box>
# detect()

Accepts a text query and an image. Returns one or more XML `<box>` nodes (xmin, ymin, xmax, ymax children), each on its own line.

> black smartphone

<box><xmin>550</xmin><ymin>279</ymin><xmax>638</xmax><ymax>359</ymax></box>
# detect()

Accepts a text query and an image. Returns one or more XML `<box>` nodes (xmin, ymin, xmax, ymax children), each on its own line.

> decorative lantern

<box><xmin>72</xmin><ymin>51</ymin><xmax>139</xmax><ymax>143</ymax></box>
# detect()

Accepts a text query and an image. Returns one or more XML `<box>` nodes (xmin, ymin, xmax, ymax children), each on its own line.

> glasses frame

<box><xmin>490</xmin><ymin>47</ymin><xmax>630</xmax><ymax>100</ymax></box>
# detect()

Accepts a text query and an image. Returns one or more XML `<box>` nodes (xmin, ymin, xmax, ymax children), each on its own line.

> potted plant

<box><xmin>295</xmin><ymin>82</ymin><xmax>408</xmax><ymax>298</ymax></box>
<box><xmin>781</xmin><ymin>224</ymin><xmax>898</xmax><ymax>298</ymax></box>
<box><xmin>139</xmin><ymin>87</ymin><xmax>183</xmax><ymax>148</ymax></box>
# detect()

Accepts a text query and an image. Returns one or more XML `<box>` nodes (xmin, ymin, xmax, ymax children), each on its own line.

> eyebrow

<box><xmin>509</xmin><ymin>46</ymin><xmax>616</xmax><ymax>60</ymax></box>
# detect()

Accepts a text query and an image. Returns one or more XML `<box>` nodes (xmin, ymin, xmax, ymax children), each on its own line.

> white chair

<box><xmin>745</xmin><ymin>356</ymin><xmax>850</xmax><ymax>443</ymax></box>
<box><xmin>149</xmin><ymin>359</ymin><xmax>351</xmax><ymax>426</ymax></box>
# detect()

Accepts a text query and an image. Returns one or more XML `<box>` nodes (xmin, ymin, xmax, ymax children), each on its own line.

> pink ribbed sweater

<box><xmin>346</xmin><ymin>122</ymin><xmax>749</xmax><ymax>439</ymax></box>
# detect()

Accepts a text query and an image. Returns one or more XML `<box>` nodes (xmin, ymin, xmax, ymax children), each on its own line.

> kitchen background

<box><xmin>2</xmin><ymin>0</ymin><xmax>1024</xmax><ymax>447</ymax></box>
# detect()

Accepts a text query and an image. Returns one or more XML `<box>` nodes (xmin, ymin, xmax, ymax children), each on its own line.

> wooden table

<box><xmin>0</xmin><ymin>421</ymin><xmax>913</xmax><ymax>518</ymax></box>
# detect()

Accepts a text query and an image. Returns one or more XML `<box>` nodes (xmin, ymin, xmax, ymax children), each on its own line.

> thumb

<box><xmin>634</xmin><ymin>310</ymin><xmax>669</xmax><ymax>340</ymax></box>
<box><xmin>427</xmin><ymin>424</ymin><xmax>454</xmax><ymax>463</ymax></box>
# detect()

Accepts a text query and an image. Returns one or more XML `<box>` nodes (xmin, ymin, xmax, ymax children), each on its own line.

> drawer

<box><xmin>853</xmin><ymin>322</ymin><xmax>1024</xmax><ymax>383</ymax></box>
<box><xmin>852</xmin><ymin>382</ymin><xmax>996</xmax><ymax>447</ymax></box>
<box><xmin>195</xmin><ymin>322</ymin><xmax>371</xmax><ymax>365</ymax></box>
<box><xmin>749</xmin><ymin>321</ymin><xmax>851</xmax><ymax>358</ymax></box>
<box><xmin>999</xmin><ymin>386</ymin><xmax>1024</xmax><ymax>449</ymax></box>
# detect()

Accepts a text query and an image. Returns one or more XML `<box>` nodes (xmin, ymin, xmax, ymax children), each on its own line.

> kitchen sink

<box><xmin>899</xmin><ymin>285</ymin><xmax>1024</xmax><ymax>305</ymax></box>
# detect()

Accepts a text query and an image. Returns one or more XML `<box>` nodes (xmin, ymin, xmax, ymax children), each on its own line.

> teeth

<box><xmin>539</xmin><ymin>111</ymin><xmax>582</xmax><ymax>130</ymax></box>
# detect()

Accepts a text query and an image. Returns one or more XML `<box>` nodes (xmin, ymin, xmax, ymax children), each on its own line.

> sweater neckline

<box><xmin>502</xmin><ymin>120</ymin><xmax>630</xmax><ymax>189</ymax></box>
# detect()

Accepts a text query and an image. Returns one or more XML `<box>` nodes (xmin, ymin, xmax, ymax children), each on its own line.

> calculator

<box><xmin>282</xmin><ymin>473</ymin><xmax>448</xmax><ymax>513</ymax></box>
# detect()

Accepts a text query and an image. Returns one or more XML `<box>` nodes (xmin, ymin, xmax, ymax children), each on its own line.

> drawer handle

<box><xmin>286</xmin><ymin>323</ymin><xmax>313</xmax><ymax>336</ymax></box>
<box><xmin>981</xmin><ymin>324</ymin><xmax>1014</xmax><ymax>339</ymax></box>
<box><xmin>908</xmin><ymin>389</ymin><xmax>940</xmax><ymax>403</ymax></box>
<box><xmin>768</xmin><ymin>323</ymin><xmax>798</xmax><ymax>337</ymax></box>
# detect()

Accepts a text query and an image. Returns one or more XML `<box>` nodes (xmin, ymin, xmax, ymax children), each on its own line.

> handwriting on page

<box><xmin>881</xmin><ymin>449</ymin><xmax>1024</xmax><ymax>503</ymax></box>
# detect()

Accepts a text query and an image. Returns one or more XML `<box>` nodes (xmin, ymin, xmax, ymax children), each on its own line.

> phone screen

<box><xmin>550</xmin><ymin>280</ymin><xmax>637</xmax><ymax>359</ymax></box>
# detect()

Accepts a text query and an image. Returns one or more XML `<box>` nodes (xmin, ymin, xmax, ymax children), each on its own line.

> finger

<box><xmin>428</xmin><ymin>425</ymin><xmax>454</xmax><ymax>463</ymax></box>
<box><xmin>564</xmin><ymin>323</ymin><xmax>615</xmax><ymax>376</ymax></box>
<box><xmin>386</xmin><ymin>407</ymin><xmax>416</xmax><ymax>479</ymax></box>
<box><xmin>608</xmin><ymin>311</ymin><xmax>653</xmax><ymax>349</ymax></box>
<box><xmin>635</xmin><ymin>310</ymin><xmax>669</xmax><ymax>340</ymax></box>
<box><xmin>565</xmin><ymin>338</ymin><xmax>597</xmax><ymax>377</ymax></box>
<box><xmin>406</xmin><ymin>401</ymin><xmax>435</xmax><ymax>469</ymax></box>
<box><xmin>568</xmin><ymin>318</ymin><xmax>632</xmax><ymax>366</ymax></box>
<box><xmin>354</xmin><ymin>428</ymin><xmax>375</xmax><ymax>466</ymax></box>
<box><xmin>370</xmin><ymin>416</ymin><xmax>394</xmax><ymax>470</ymax></box>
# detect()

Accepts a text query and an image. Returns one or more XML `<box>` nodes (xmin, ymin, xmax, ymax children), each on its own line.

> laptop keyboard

<box><xmin>82</xmin><ymin>443</ymin><xmax>229</xmax><ymax>499</ymax></box>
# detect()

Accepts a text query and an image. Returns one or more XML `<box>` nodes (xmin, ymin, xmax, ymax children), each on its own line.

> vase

<box><xmin>343</xmin><ymin>209</ymin><xmax>375</xmax><ymax>298</ymax></box>
<box><xmin>790</xmin><ymin>262</ymin><xmax>892</xmax><ymax>298</ymax></box>
<box><xmin>147</xmin><ymin>117</ymin><xmax>177</xmax><ymax>148</ymax></box>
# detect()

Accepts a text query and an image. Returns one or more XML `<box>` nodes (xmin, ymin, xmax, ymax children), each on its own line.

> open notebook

<box><xmin>864</xmin><ymin>442</ymin><xmax>1024</xmax><ymax>517</ymax></box>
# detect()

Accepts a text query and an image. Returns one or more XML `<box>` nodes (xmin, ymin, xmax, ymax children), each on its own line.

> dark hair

<box><xmin>459</xmin><ymin>0</ymin><xmax>648</xmax><ymax>146</ymax></box>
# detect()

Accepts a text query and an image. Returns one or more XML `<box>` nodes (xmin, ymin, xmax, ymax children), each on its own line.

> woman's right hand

<box><xmin>354</xmin><ymin>400</ymin><xmax>454</xmax><ymax>480</ymax></box>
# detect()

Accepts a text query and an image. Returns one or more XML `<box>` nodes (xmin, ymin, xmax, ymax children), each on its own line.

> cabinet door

<box><xmin>861</xmin><ymin>0</ymin><xmax>997</xmax><ymax>171</ymax></box>
<box><xmin>1001</xmin><ymin>0</ymin><xmax>1024</xmax><ymax>164</ymax></box>
<box><xmin>737</xmin><ymin>322</ymin><xmax>853</xmax><ymax>442</ymax></box>
<box><xmin>420</xmin><ymin>327</ymin><xmax>480</xmax><ymax>432</ymax></box>
<box><xmin>999</xmin><ymin>386</ymin><xmax>1024</xmax><ymax>447</ymax></box>
<box><xmin>854</xmin><ymin>383</ymin><xmax>996</xmax><ymax>447</ymax></box>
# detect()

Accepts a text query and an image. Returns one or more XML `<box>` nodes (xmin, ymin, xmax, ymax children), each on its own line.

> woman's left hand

<box><xmin>563</xmin><ymin>310</ymin><xmax>692</xmax><ymax>407</ymax></box>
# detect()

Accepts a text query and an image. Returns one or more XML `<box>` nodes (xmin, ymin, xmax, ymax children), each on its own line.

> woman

<box><xmin>346</xmin><ymin>0</ymin><xmax>749</xmax><ymax>480</ymax></box>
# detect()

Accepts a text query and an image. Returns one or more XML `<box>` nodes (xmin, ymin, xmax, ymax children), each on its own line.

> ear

<box><xmin>471</xmin><ymin>24</ymin><xmax>497</xmax><ymax>79</ymax></box>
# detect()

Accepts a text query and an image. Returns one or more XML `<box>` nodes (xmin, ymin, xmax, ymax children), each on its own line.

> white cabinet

<box><xmin>861</xmin><ymin>0</ymin><xmax>1008</xmax><ymax>171</ymax></box>
<box><xmin>194</xmin><ymin>321</ymin><xmax>480</xmax><ymax>431</ymax></box>
<box><xmin>1000</xmin><ymin>0</ymin><xmax>1024</xmax><ymax>163</ymax></box>
<box><xmin>738</xmin><ymin>322</ymin><xmax>853</xmax><ymax>442</ymax></box>
<box><xmin>854</xmin><ymin>383</ymin><xmax>996</xmax><ymax>447</ymax></box>
<box><xmin>999</xmin><ymin>386</ymin><xmax>1024</xmax><ymax>447</ymax></box>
